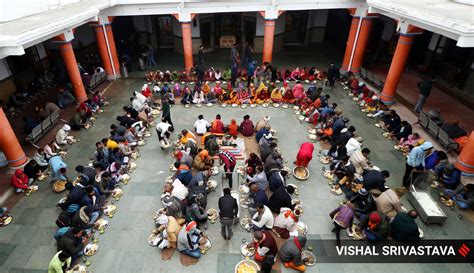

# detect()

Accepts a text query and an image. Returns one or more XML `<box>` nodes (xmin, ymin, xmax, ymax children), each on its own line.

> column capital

<box><xmin>259</xmin><ymin>10</ymin><xmax>284</xmax><ymax>20</ymax></box>
<box><xmin>397</xmin><ymin>20</ymin><xmax>423</xmax><ymax>35</ymax></box>
<box><xmin>52</xmin><ymin>28</ymin><xmax>75</xmax><ymax>43</ymax></box>
<box><xmin>173</xmin><ymin>12</ymin><xmax>196</xmax><ymax>23</ymax></box>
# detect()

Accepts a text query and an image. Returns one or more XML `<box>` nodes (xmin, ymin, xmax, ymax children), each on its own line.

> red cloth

<box><xmin>296</xmin><ymin>142</ymin><xmax>314</xmax><ymax>167</ymax></box>
<box><xmin>211</xmin><ymin>119</ymin><xmax>225</xmax><ymax>134</ymax></box>
<box><xmin>11</xmin><ymin>169</ymin><xmax>28</xmax><ymax>189</ymax></box>
<box><xmin>228</xmin><ymin>120</ymin><xmax>239</xmax><ymax>136</ymax></box>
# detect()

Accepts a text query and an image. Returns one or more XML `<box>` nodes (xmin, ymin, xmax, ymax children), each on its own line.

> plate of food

<box><xmin>221</xmin><ymin>103</ymin><xmax>227</xmax><ymax>108</ymax></box>
<box><xmin>240</xmin><ymin>243</ymin><xmax>256</xmax><ymax>257</ymax></box>
<box><xmin>144</xmin><ymin>132</ymin><xmax>152</xmax><ymax>138</ymax></box>
<box><xmin>196</xmin><ymin>103</ymin><xmax>203</xmax><ymax>108</ymax></box>
<box><xmin>330</xmin><ymin>186</ymin><xmax>343</xmax><ymax>195</ymax></box>
<box><xmin>207</xmin><ymin>209</ymin><xmax>218</xmax><ymax>222</ymax></box>
<box><xmin>210</xmin><ymin>166</ymin><xmax>219</xmax><ymax>176</ymax></box>
<box><xmin>111</xmin><ymin>188</ymin><xmax>123</xmax><ymax>199</ymax></box>
<box><xmin>236</xmin><ymin>166</ymin><xmax>246</xmax><ymax>176</ymax></box>
<box><xmin>292</xmin><ymin>167</ymin><xmax>309</xmax><ymax>181</ymax></box>
<box><xmin>206</xmin><ymin>103</ymin><xmax>213</xmax><ymax>107</ymax></box>
<box><xmin>58</xmin><ymin>197</ymin><xmax>67</xmax><ymax>205</ymax></box>
<box><xmin>282</xmin><ymin>104</ymin><xmax>289</xmax><ymax>109</ymax></box>
<box><xmin>184</xmin><ymin>104</ymin><xmax>191</xmax><ymax>108</ymax></box>
<box><xmin>120</xmin><ymin>174</ymin><xmax>131</xmax><ymax>184</ymax></box>
<box><xmin>239</xmin><ymin>184</ymin><xmax>250</xmax><ymax>194</ymax></box>
<box><xmin>375</xmin><ymin>122</ymin><xmax>384</xmax><ymax>128</ymax></box>
<box><xmin>323</xmin><ymin>171</ymin><xmax>334</xmax><ymax>181</ymax></box>
<box><xmin>240</xmin><ymin>217</ymin><xmax>252</xmax><ymax>231</ymax></box>
<box><xmin>298</xmin><ymin>115</ymin><xmax>305</xmax><ymax>121</ymax></box>
<box><xmin>261</xmin><ymin>103</ymin><xmax>269</xmax><ymax>108</ymax></box>
<box><xmin>67</xmin><ymin>263</ymin><xmax>87</xmax><ymax>273</ymax></box>
<box><xmin>273</xmin><ymin>103</ymin><xmax>280</xmax><ymax>108</ymax></box>
<box><xmin>165</xmin><ymin>176</ymin><xmax>174</xmax><ymax>184</ymax></box>
<box><xmin>241</xmin><ymin>104</ymin><xmax>248</xmax><ymax>109</ymax></box>
<box><xmin>296</xmin><ymin>221</ymin><xmax>308</xmax><ymax>235</ymax></box>
<box><xmin>440</xmin><ymin>197</ymin><xmax>455</xmax><ymax>207</ymax></box>
<box><xmin>293</xmin><ymin>105</ymin><xmax>300</xmax><ymax>110</ymax></box>
<box><xmin>319</xmin><ymin>156</ymin><xmax>331</xmax><ymax>164</ymax></box>
<box><xmin>308</xmin><ymin>134</ymin><xmax>317</xmax><ymax>141</ymax></box>
<box><xmin>83</xmin><ymin>243</ymin><xmax>99</xmax><ymax>256</ymax></box>
<box><xmin>231</xmin><ymin>103</ymin><xmax>239</xmax><ymax>108</ymax></box>
<box><xmin>307</xmin><ymin>128</ymin><xmax>317</xmax><ymax>134</ymax></box>
<box><xmin>207</xmin><ymin>180</ymin><xmax>218</xmax><ymax>191</ymax></box>
<box><xmin>169</xmin><ymin>164</ymin><xmax>177</xmax><ymax>172</ymax></box>
<box><xmin>235</xmin><ymin>259</ymin><xmax>260</xmax><ymax>273</ymax></box>
<box><xmin>103</xmin><ymin>205</ymin><xmax>117</xmax><ymax>217</ymax></box>
<box><xmin>148</xmin><ymin>233</ymin><xmax>162</xmax><ymax>247</ymax></box>
<box><xmin>250</xmin><ymin>104</ymin><xmax>257</xmax><ymax>108</ymax></box>
<box><xmin>301</xmin><ymin>250</ymin><xmax>316</xmax><ymax>266</ymax></box>
<box><xmin>1</xmin><ymin>216</ymin><xmax>13</xmax><ymax>226</ymax></box>
<box><xmin>199</xmin><ymin>237</ymin><xmax>212</xmax><ymax>253</ymax></box>
<box><xmin>95</xmin><ymin>219</ymin><xmax>109</xmax><ymax>233</ymax></box>
<box><xmin>53</xmin><ymin>180</ymin><xmax>67</xmax><ymax>193</ymax></box>
<box><xmin>129</xmin><ymin>162</ymin><xmax>138</xmax><ymax>170</ymax></box>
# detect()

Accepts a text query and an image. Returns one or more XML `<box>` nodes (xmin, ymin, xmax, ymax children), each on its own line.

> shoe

<box><xmin>204</xmin><ymin>224</ymin><xmax>208</xmax><ymax>230</ymax></box>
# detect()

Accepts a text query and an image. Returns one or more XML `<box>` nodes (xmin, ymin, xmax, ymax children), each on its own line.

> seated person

<box><xmin>23</xmin><ymin>159</ymin><xmax>46</xmax><ymax>185</ymax></box>
<box><xmin>350</xmin><ymin>188</ymin><xmax>376</xmax><ymax>218</ymax></box>
<box><xmin>437</xmin><ymin>164</ymin><xmax>461</xmax><ymax>189</ymax></box>
<box><xmin>390</xmin><ymin>210</ymin><xmax>421</xmax><ymax>242</ymax></box>
<box><xmin>269</xmin><ymin>184</ymin><xmax>296</xmax><ymax>213</ymax></box>
<box><xmin>180</xmin><ymin>86</ymin><xmax>193</xmax><ymax>105</ymax></box>
<box><xmin>279</xmin><ymin>235</ymin><xmax>307</xmax><ymax>272</ymax></box>
<box><xmin>173</xmin><ymin>83</ymin><xmax>182</xmax><ymax>97</ymax></box>
<box><xmin>11</xmin><ymin>169</ymin><xmax>29</xmax><ymax>194</ymax></box>
<box><xmin>445</xmin><ymin>184</ymin><xmax>474</xmax><ymax>209</ymax></box>
<box><xmin>362</xmin><ymin>170</ymin><xmax>390</xmax><ymax>196</ymax></box>
<box><xmin>425</xmin><ymin>150</ymin><xmax>448</xmax><ymax>171</ymax></box>
<box><xmin>161</xmin><ymin>183</ymin><xmax>185</xmax><ymax>218</ymax></box>
<box><xmin>239</xmin><ymin>115</ymin><xmax>254</xmax><ymax>137</ymax></box>
<box><xmin>238</xmin><ymin>87</ymin><xmax>250</xmax><ymax>104</ymax></box>
<box><xmin>392</xmin><ymin>121</ymin><xmax>412</xmax><ymax>140</ymax></box>
<box><xmin>375</xmin><ymin>188</ymin><xmax>404</xmax><ymax>219</ymax></box>
<box><xmin>270</xmin><ymin>84</ymin><xmax>283</xmax><ymax>103</ymax></box>
<box><xmin>247</xmin><ymin>165</ymin><xmax>268</xmax><ymax>190</ymax></box>
<box><xmin>154</xmin><ymin>214</ymin><xmax>185</xmax><ymax>249</ymax></box>
<box><xmin>185</xmin><ymin>195</ymin><xmax>208</xmax><ymax>228</ymax></box>
<box><xmin>281</xmin><ymin>82</ymin><xmax>295</xmax><ymax>104</ymax></box>
<box><xmin>252</xmin><ymin>230</ymin><xmax>278</xmax><ymax>262</ymax></box>
<box><xmin>248</xmin><ymin>183</ymin><xmax>269</xmax><ymax>214</ymax></box>
<box><xmin>177</xmin><ymin>221</ymin><xmax>206</xmax><ymax>259</ymax></box>
<box><xmin>227</xmin><ymin>88</ymin><xmax>239</xmax><ymax>105</ymax></box>
<box><xmin>0</xmin><ymin>207</ymin><xmax>10</xmax><ymax>226</ymax></box>
<box><xmin>334</xmin><ymin>172</ymin><xmax>360</xmax><ymax>199</ymax></box>
<box><xmin>227</xmin><ymin>119</ymin><xmax>239</xmax><ymax>136</ymax></box>
<box><xmin>55</xmin><ymin>124</ymin><xmax>73</xmax><ymax>145</ymax></box>
<box><xmin>206</xmin><ymin>90</ymin><xmax>218</xmax><ymax>104</ymax></box>
<box><xmin>192</xmin><ymin>89</ymin><xmax>205</xmax><ymax>104</ymax></box>
<box><xmin>360</xmin><ymin>211</ymin><xmax>390</xmax><ymax>241</ymax></box>
<box><xmin>441</xmin><ymin>120</ymin><xmax>467</xmax><ymax>139</ymax></box>
<box><xmin>210</xmin><ymin>114</ymin><xmax>225</xmax><ymax>134</ymax></box>
<box><xmin>273</xmin><ymin>207</ymin><xmax>301</xmax><ymax>239</ymax></box>
<box><xmin>292</xmin><ymin>81</ymin><xmax>305</xmax><ymax>101</ymax></box>
<box><xmin>48</xmin><ymin>251</ymin><xmax>71</xmax><ymax>273</ymax></box>
<box><xmin>56</xmin><ymin>227</ymin><xmax>84</xmax><ymax>263</ymax></box>
<box><xmin>193</xmin><ymin>149</ymin><xmax>213</xmax><ymax>171</ymax></box>
<box><xmin>251</xmin><ymin>203</ymin><xmax>274</xmax><ymax>231</ymax></box>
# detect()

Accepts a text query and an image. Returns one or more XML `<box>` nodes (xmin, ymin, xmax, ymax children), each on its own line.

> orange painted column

<box><xmin>350</xmin><ymin>18</ymin><xmax>373</xmax><ymax>74</ymax></box>
<box><xmin>341</xmin><ymin>17</ymin><xmax>359</xmax><ymax>72</ymax></box>
<box><xmin>262</xmin><ymin>19</ymin><xmax>276</xmax><ymax>63</ymax></box>
<box><xmin>181</xmin><ymin>22</ymin><xmax>194</xmax><ymax>71</ymax></box>
<box><xmin>105</xmin><ymin>25</ymin><xmax>121</xmax><ymax>77</ymax></box>
<box><xmin>380</xmin><ymin>34</ymin><xmax>415</xmax><ymax>105</ymax></box>
<box><xmin>59</xmin><ymin>41</ymin><xmax>88</xmax><ymax>103</ymax></box>
<box><xmin>0</xmin><ymin>108</ymin><xmax>28</xmax><ymax>168</ymax></box>
<box><xmin>455</xmin><ymin>132</ymin><xmax>474</xmax><ymax>175</ymax></box>
<box><xmin>93</xmin><ymin>25</ymin><xmax>114</xmax><ymax>78</ymax></box>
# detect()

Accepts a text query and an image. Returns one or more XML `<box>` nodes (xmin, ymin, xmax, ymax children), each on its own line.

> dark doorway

<box><xmin>243</xmin><ymin>16</ymin><xmax>256</xmax><ymax>47</ymax></box>
<box><xmin>200</xmin><ymin>18</ymin><xmax>212</xmax><ymax>49</ymax></box>
<box><xmin>284</xmin><ymin>11</ymin><xmax>309</xmax><ymax>45</ymax></box>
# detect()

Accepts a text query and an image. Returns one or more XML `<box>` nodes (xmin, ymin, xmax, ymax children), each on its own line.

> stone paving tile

<box><xmin>0</xmin><ymin>244</ymin><xmax>16</xmax><ymax>267</ymax></box>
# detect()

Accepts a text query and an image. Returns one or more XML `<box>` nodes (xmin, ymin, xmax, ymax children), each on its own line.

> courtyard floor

<box><xmin>0</xmin><ymin>75</ymin><xmax>473</xmax><ymax>272</ymax></box>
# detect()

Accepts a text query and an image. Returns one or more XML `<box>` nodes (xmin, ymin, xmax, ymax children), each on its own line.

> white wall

<box><xmin>172</xmin><ymin>16</ymin><xmax>201</xmax><ymax>38</ymax></box>
<box><xmin>0</xmin><ymin>0</ymin><xmax>79</xmax><ymax>22</ymax></box>
<box><xmin>256</xmin><ymin>12</ymin><xmax>286</xmax><ymax>36</ymax></box>
<box><xmin>0</xmin><ymin>59</ymin><xmax>12</xmax><ymax>81</ymax></box>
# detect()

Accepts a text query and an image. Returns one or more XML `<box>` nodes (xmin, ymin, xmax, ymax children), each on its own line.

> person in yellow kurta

<box><xmin>48</xmin><ymin>251</ymin><xmax>71</xmax><ymax>273</ymax></box>
<box><xmin>251</xmin><ymin>82</ymin><xmax>266</xmax><ymax>104</ymax></box>
<box><xmin>249</xmin><ymin>83</ymin><xmax>257</xmax><ymax>102</ymax></box>
<box><xmin>270</xmin><ymin>83</ymin><xmax>283</xmax><ymax>103</ymax></box>
<box><xmin>227</xmin><ymin>88</ymin><xmax>240</xmax><ymax>105</ymax></box>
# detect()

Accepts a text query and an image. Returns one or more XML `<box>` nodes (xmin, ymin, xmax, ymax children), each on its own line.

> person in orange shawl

<box><xmin>295</xmin><ymin>142</ymin><xmax>314</xmax><ymax>167</ymax></box>
<box><xmin>193</xmin><ymin>149</ymin><xmax>213</xmax><ymax>171</ymax></box>
<box><xmin>227</xmin><ymin>119</ymin><xmax>239</xmax><ymax>136</ymax></box>
<box><xmin>252</xmin><ymin>82</ymin><xmax>270</xmax><ymax>104</ymax></box>
<box><xmin>270</xmin><ymin>83</ymin><xmax>283</xmax><ymax>103</ymax></box>
<box><xmin>227</xmin><ymin>87</ymin><xmax>239</xmax><ymax>105</ymax></box>
<box><xmin>201</xmin><ymin>82</ymin><xmax>211</xmax><ymax>95</ymax></box>
<box><xmin>180</xmin><ymin>129</ymin><xmax>197</xmax><ymax>143</ymax></box>
<box><xmin>248</xmin><ymin>83</ymin><xmax>257</xmax><ymax>101</ymax></box>
<box><xmin>11</xmin><ymin>169</ymin><xmax>30</xmax><ymax>193</ymax></box>
<box><xmin>211</xmin><ymin>114</ymin><xmax>225</xmax><ymax>134</ymax></box>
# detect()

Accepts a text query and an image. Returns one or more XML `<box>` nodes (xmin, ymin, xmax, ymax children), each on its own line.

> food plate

<box><xmin>1</xmin><ymin>216</ymin><xmax>13</xmax><ymax>226</ymax></box>
<box><xmin>382</xmin><ymin>132</ymin><xmax>390</xmax><ymax>138</ymax></box>
<box><xmin>83</xmin><ymin>243</ymin><xmax>99</xmax><ymax>256</ymax></box>
<box><xmin>131</xmin><ymin>152</ymin><xmax>140</xmax><ymax>160</ymax></box>
<box><xmin>169</xmin><ymin>164</ymin><xmax>177</xmax><ymax>172</ymax></box>
<box><xmin>206</xmin><ymin>103</ymin><xmax>213</xmax><ymax>107</ymax></box>
<box><xmin>151</xmin><ymin>109</ymin><xmax>160</xmax><ymax>116</ymax></box>
<box><xmin>165</xmin><ymin>176</ymin><xmax>174</xmax><ymax>184</ymax></box>
<box><xmin>323</xmin><ymin>171</ymin><xmax>334</xmax><ymax>181</ymax></box>
<box><xmin>240</xmin><ymin>243</ymin><xmax>256</xmax><ymax>257</ymax></box>
<box><xmin>292</xmin><ymin>166</ymin><xmax>309</xmax><ymax>181</ymax></box>
<box><xmin>239</xmin><ymin>184</ymin><xmax>250</xmax><ymax>194</ymax></box>
<box><xmin>262</xmin><ymin>103</ymin><xmax>269</xmax><ymax>108</ymax></box>
<box><xmin>241</xmin><ymin>104</ymin><xmax>248</xmax><ymax>109</ymax></box>
<box><xmin>120</xmin><ymin>174</ymin><xmax>131</xmax><ymax>184</ymax></box>
<box><xmin>330</xmin><ymin>186</ymin><xmax>343</xmax><ymax>195</ymax></box>
<box><xmin>210</xmin><ymin>166</ymin><xmax>219</xmax><ymax>176</ymax></box>
<box><xmin>207</xmin><ymin>209</ymin><xmax>218</xmax><ymax>221</ymax></box>
<box><xmin>307</xmin><ymin>129</ymin><xmax>317</xmax><ymax>134</ymax></box>
<box><xmin>196</xmin><ymin>103</ymin><xmax>203</xmax><ymax>108</ymax></box>
<box><xmin>440</xmin><ymin>197</ymin><xmax>455</xmax><ymax>207</ymax></box>
<box><xmin>319</xmin><ymin>156</ymin><xmax>331</xmax><ymax>164</ymax></box>
<box><xmin>37</xmin><ymin>173</ymin><xmax>47</xmax><ymax>181</ymax></box>
<box><xmin>375</xmin><ymin>122</ymin><xmax>384</xmax><ymax>128</ymax></box>
<box><xmin>293</xmin><ymin>105</ymin><xmax>300</xmax><ymax>110</ymax></box>
<box><xmin>236</xmin><ymin>166</ymin><xmax>246</xmax><ymax>176</ymax></box>
<box><xmin>235</xmin><ymin>259</ymin><xmax>260</xmax><ymax>273</ymax></box>
<box><xmin>232</xmin><ymin>103</ymin><xmax>239</xmax><ymax>108</ymax></box>
<box><xmin>111</xmin><ymin>188</ymin><xmax>124</xmax><ymax>199</ymax></box>
<box><xmin>144</xmin><ymin>132</ymin><xmax>152</xmax><ymax>138</ymax></box>
<box><xmin>199</xmin><ymin>237</ymin><xmax>212</xmax><ymax>252</ymax></box>
<box><xmin>207</xmin><ymin>180</ymin><xmax>218</xmax><ymax>191</ymax></box>
<box><xmin>301</xmin><ymin>250</ymin><xmax>316</xmax><ymax>266</ymax></box>
<box><xmin>287</xmin><ymin>183</ymin><xmax>299</xmax><ymax>195</ymax></box>
<box><xmin>184</xmin><ymin>104</ymin><xmax>191</xmax><ymax>108</ymax></box>
<box><xmin>58</xmin><ymin>197</ymin><xmax>67</xmax><ymax>205</ymax></box>
<box><xmin>296</xmin><ymin>221</ymin><xmax>308</xmax><ymax>235</ymax></box>
<box><xmin>240</xmin><ymin>217</ymin><xmax>252</xmax><ymax>231</ymax></box>
<box><xmin>103</xmin><ymin>205</ymin><xmax>117</xmax><ymax>217</ymax></box>
<box><xmin>273</xmin><ymin>103</ymin><xmax>280</xmax><ymax>108</ymax></box>
<box><xmin>308</xmin><ymin>134</ymin><xmax>317</xmax><ymax>141</ymax></box>
<box><xmin>250</xmin><ymin>104</ymin><xmax>257</xmax><ymax>108</ymax></box>
<box><xmin>137</xmin><ymin>140</ymin><xmax>146</xmax><ymax>146</ymax></box>
<box><xmin>67</xmin><ymin>263</ymin><xmax>87</xmax><ymax>273</ymax></box>
<box><xmin>148</xmin><ymin>233</ymin><xmax>162</xmax><ymax>247</ymax></box>
<box><xmin>129</xmin><ymin>162</ymin><xmax>137</xmax><ymax>170</ymax></box>
<box><xmin>393</xmin><ymin>145</ymin><xmax>402</xmax><ymax>150</ymax></box>
<box><xmin>221</xmin><ymin>104</ymin><xmax>227</xmax><ymax>108</ymax></box>
<box><xmin>298</xmin><ymin>115</ymin><xmax>305</xmax><ymax>121</ymax></box>
<box><xmin>53</xmin><ymin>180</ymin><xmax>67</xmax><ymax>193</ymax></box>
<box><xmin>96</xmin><ymin>219</ymin><xmax>109</xmax><ymax>233</ymax></box>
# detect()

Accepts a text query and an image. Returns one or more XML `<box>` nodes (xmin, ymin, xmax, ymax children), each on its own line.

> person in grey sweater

<box><xmin>279</xmin><ymin>235</ymin><xmax>307</xmax><ymax>272</ymax></box>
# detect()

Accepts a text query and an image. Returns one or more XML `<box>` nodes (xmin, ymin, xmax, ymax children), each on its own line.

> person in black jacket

<box><xmin>57</xmin><ymin>227</ymin><xmax>84</xmax><ymax>262</ymax></box>
<box><xmin>70</xmin><ymin>206</ymin><xmax>96</xmax><ymax>233</ymax></box>
<box><xmin>59</xmin><ymin>183</ymin><xmax>85</xmax><ymax>212</ymax></box>
<box><xmin>268</xmin><ymin>185</ymin><xmax>297</xmax><ymax>213</ymax></box>
<box><xmin>218</xmin><ymin>188</ymin><xmax>238</xmax><ymax>240</ymax></box>
<box><xmin>350</xmin><ymin>188</ymin><xmax>376</xmax><ymax>218</ymax></box>
<box><xmin>327</xmin><ymin>63</ymin><xmax>340</xmax><ymax>87</ymax></box>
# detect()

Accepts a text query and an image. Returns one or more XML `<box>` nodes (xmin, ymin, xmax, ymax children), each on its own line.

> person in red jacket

<box><xmin>295</xmin><ymin>142</ymin><xmax>315</xmax><ymax>167</ymax></box>
<box><xmin>11</xmin><ymin>169</ymin><xmax>29</xmax><ymax>193</ymax></box>
<box><xmin>239</xmin><ymin>115</ymin><xmax>254</xmax><ymax>137</ymax></box>
<box><xmin>253</xmin><ymin>230</ymin><xmax>278</xmax><ymax>262</ymax></box>
<box><xmin>211</xmin><ymin>114</ymin><xmax>225</xmax><ymax>134</ymax></box>
<box><xmin>227</xmin><ymin>119</ymin><xmax>239</xmax><ymax>136</ymax></box>
<box><xmin>219</xmin><ymin>150</ymin><xmax>237</xmax><ymax>188</ymax></box>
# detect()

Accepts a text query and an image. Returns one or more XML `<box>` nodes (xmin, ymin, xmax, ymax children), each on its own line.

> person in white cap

<box><xmin>402</xmin><ymin>141</ymin><xmax>433</xmax><ymax>187</ymax></box>
<box><xmin>55</xmin><ymin>124</ymin><xmax>72</xmax><ymax>145</ymax></box>
<box><xmin>272</xmin><ymin>207</ymin><xmax>301</xmax><ymax>239</ymax></box>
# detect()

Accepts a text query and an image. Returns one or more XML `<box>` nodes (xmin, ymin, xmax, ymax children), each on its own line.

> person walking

<box><xmin>197</xmin><ymin>45</ymin><xmax>205</xmax><ymax>85</ymax></box>
<box><xmin>413</xmin><ymin>75</ymin><xmax>436</xmax><ymax>113</ymax></box>
<box><xmin>231</xmin><ymin>43</ymin><xmax>240</xmax><ymax>66</ymax></box>
<box><xmin>161</xmin><ymin>99</ymin><xmax>174</xmax><ymax>131</ymax></box>
<box><xmin>218</xmin><ymin>188</ymin><xmax>239</xmax><ymax>240</ymax></box>
<box><xmin>327</xmin><ymin>63</ymin><xmax>340</xmax><ymax>87</ymax></box>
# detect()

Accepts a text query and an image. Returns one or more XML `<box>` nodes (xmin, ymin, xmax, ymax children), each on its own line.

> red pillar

<box><xmin>59</xmin><ymin>41</ymin><xmax>88</xmax><ymax>103</ymax></box>
<box><xmin>0</xmin><ymin>108</ymin><xmax>28</xmax><ymax>168</ymax></box>
<box><xmin>455</xmin><ymin>132</ymin><xmax>474</xmax><ymax>175</ymax></box>
<box><xmin>262</xmin><ymin>19</ymin><xmax>276</xmax><ymax>63</ymax></box>
<box><xmin>341</xmin><ymin>17</ymin><xmax>359</xmax><ymax>72</ymax></box>
<box><xmin>93</xmin><ymin>25</ymin><xmax>114</xmax><ymax>78</ymax></box>
<box><xmin>181</xmin><ymin>22</ymin><xmax>194</xmax><ymax>71</ymax></box>
<box><xmin>380</xmin><ymin>34</ymin><xmax>415</xmax><ymax>105</ymax></box>
<box><xmin>105</xmin><ymin>24</ymin><xmax>121</xmax><ymax>77</ymax></box>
